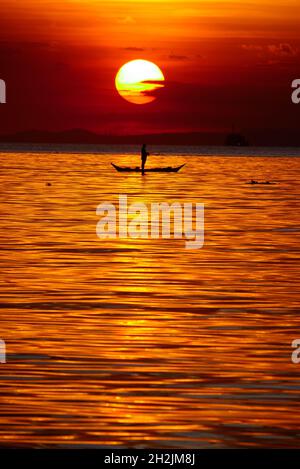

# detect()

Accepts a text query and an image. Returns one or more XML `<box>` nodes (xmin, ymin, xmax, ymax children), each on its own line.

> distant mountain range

<box><xmin>0</xmin><ymin>128</ymin><xmax>299</xmax><ymax>146</ymax></box>
<box><xmin>0</xmin><ymin>128</ymin><xmax>226</xmax><ymax>145</ymax></box>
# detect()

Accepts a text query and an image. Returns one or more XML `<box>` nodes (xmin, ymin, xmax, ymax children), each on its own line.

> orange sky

<box><xmin>1</xmin><ymin>0</ymin><xmax>300</xmax><ymax>142</ymax></box>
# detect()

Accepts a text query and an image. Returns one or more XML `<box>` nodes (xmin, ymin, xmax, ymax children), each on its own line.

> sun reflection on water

<box><xmin>0</xmin><ymin>151</ymin><xmax>300</xmax><ymax>447</ymax></box>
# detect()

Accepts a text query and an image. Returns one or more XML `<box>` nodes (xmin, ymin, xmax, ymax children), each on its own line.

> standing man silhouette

<box><xmin>141</xmin><ymin>144</ymin><xmax>149</xmax><ymax>175</ymax></box>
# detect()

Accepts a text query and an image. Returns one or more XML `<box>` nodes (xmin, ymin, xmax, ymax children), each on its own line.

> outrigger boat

<box><xmin>111</xmin><ymin>163</ymin><xmax>185</xmax><ymax>173</ymax></box>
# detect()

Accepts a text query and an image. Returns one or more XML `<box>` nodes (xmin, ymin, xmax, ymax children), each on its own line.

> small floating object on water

<box><xmin>46</xmin><ymin>182</ymin><xmax>52</xmax><ymax>186</ymax></box>
<box><xmin>247</xmin><ymin>180</ymin><xmax>277</xmax><ymax>185</ymax></box>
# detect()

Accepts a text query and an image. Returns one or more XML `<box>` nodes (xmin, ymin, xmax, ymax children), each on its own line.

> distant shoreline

<box><xmin>1</xmin><ymin>142</ymin><xmax>300</xmax><ymax>157</ymax></box>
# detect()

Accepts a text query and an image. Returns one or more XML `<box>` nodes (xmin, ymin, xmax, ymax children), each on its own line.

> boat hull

<box><xmin>111</xmin><ymin>163</ymin><xmax>185</xmax><ymax>173</ymax></box>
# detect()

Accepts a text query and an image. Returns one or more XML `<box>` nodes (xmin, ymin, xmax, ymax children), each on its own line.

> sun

<box><xmin>115</xmin><ymin>59</ymin><xmax>165</xmax><ymax>105</ymax></box>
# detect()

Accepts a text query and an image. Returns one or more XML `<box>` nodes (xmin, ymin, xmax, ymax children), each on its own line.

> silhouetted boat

<box><xmin>111</xmin><ymin>163</ymin><xmax>185</xmax><ymax>173</ymax></box>
<box><xmin>225</xmin><ymin>133</ymin><xmax>249</xmax><ymax>147</ymax></box>
<box><xmin>225</xmin><ymin>125</ymin><xmax>249</xmax><ymax>147</ymax></box>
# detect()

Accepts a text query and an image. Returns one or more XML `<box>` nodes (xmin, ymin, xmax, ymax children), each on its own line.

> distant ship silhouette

<box><xmin>225</xmin><ymin>125</ymin><xmax>249</xmax><ymax>147</ymax></box>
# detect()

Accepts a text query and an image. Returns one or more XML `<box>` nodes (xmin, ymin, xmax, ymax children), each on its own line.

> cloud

<box><xmin>123</xmin><ymin>47</ymin><xmax>145</xmax><ymax>52</ymax></box>
<box><xmin>117</xmin><ymin>16</ymin><xmax>135</xmax><ymax>24</ymax></box>
<box><xmin>267</xmin><ymin>43</ymin><xmax>298</xmax><ymax>57</ymax></box>
<box><xmin>242</xmin><ymin>43</ymin><xmax>298</xmax><ymax>57</ymax></box>
<box><xmin>169</xmin><ymin>54</ymin><xmax>189</xmax><ymax>61</ymax></box>
<box><xmin>241</xmin><ymin>45</ymin><xmax>263</xmax><ymax>52</ymax></box>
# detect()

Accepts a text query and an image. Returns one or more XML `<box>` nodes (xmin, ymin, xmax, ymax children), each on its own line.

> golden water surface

<box><xmin>0</xmin><ymin>151</ymin><xmax>300</xmax><ymax>448</ymax></box>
